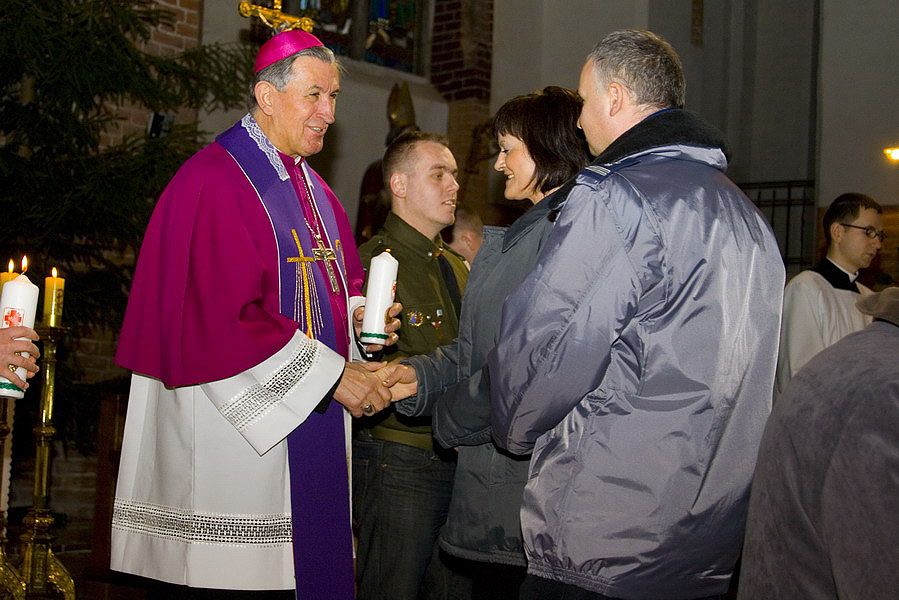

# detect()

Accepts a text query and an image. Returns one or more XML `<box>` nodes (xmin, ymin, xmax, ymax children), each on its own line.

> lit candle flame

<box><xmin>52</xmin><ymin>267</ymin><xmax>58</xmax><ymax>278</ymax></box>
<box><xmin>6</xmin><ymin>259</ymin><xmax>12</xmax><ymax>273</ymax></box>
<box><xmin>884</xmin><ymin>147</ymin><xmax>899</xmax><ymax>162</ymax></box>
<box><xmin>21</xmin><ymin>255</ymin><xmax>28</xmax><ymax>273</ymax></box>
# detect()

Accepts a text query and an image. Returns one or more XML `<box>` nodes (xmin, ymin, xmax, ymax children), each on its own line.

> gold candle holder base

<box><xmin>0</xmin><ymin>564</ymin><xmax>25</xmax><ymax>599</ymax></box>
<box><xmin>19</xmin><ymin>515</ymin><xmax>73</xmax><ymax>600</ymax></box>
<box><xmin>15</xmin><ymin>326</ymin><xmax>74</xmax><ymax>599</ymax></box>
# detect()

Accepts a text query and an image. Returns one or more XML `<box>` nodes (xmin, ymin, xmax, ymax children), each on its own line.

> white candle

<box><xmin>360</xmin><ymin>251</ymin><xmax>398</xmax><ymax>345</ymax></box>
<box><xmin>0</xmin><ymin>273</ymin><xmax>39</xmax><ymax>398</ymax></box>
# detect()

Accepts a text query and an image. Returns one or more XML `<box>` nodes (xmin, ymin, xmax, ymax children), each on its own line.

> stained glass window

<box><xmin>258</xmin><ymin>0</ymin><xmax>429</xmax><ymax>75</ymax></box>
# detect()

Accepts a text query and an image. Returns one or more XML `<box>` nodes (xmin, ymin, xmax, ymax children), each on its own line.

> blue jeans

<box><xmin>353</xmin><ymin>429</ymin><xmax>456</xmax><ymax>600</ymax></box>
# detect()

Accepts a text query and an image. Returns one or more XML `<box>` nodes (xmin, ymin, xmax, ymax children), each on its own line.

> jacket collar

<box><xmin>593</xmin><ymin>108</ymin><xmax>731</xmax><ymax>167</ymax></box>
<box><xmin>502</xmin><ymin>186</ymin><xmax>570</xmax><ymax>252</ymax></box>
<box><xmin>381</xmin><ymin>212</ymin><xmax>445</xmax><ymax>260</ymax></box>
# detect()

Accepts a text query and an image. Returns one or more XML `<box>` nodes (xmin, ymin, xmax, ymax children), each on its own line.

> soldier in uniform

<box><xmin>354</xmin><ymin>131</ymin><xmax>468</xmax><ymax>600</ymax></box>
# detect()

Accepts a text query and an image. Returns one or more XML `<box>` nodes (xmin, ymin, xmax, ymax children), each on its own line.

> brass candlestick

<box><xmin>18</xmin><ymin>326</ymin><xmax>74</xmax><ymax>599</ymax></box>
<box><xmin>0</xmin><ymin>395</ymin><xmax>24</xmax><ymax>599</ymax></box>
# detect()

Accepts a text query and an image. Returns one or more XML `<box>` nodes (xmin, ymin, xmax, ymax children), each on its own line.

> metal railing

<box><xmin>739</xmin><ymin>180</ymin><xmax>817</xmax><ymax>278</ymax></box>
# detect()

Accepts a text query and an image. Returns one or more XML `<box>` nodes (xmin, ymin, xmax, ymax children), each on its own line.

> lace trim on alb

<box><xmin>241</xmin><ymin>113</ymin><xmax>289</xmax><ymax>181</ymax></box>
<box><xmin>220</xmin><ymin>340</ymin><xmax>319</xmax><ymax>432</ymax></box>
<box><xmin>112</xmin><ymin>499</ymin><xmax>292</xmax><ymax>546</ymax></box>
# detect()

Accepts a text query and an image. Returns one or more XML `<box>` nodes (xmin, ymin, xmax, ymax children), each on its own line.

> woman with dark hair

<box><xmin>493</xmin><ymin>86</ymin><xmax>588</xmax><ymax>205</ymax></box>
<box><xmin>382</xmin><ymin>87</ymin><xmax>589</xmax><ymax>599</ymax></box>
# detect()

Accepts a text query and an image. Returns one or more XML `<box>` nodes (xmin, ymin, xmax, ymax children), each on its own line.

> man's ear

<box><xmin>830</xmin><ymin>221</ymin><xmax>844</xmax><ymax>245</ymax></box>
<box><xmin>389</xmin><ymin>171</ymin><xmax>407</xmax><ymax>200</ymax></box>
<box><xmin>255</xmin><ymin>81</ymin><xmax>277</xmax><ymax>116</ymax></box>
<box><xmin>608</xmin><ymin>81</ymin><xmax>626</xmax><ymax>117</ymax></box>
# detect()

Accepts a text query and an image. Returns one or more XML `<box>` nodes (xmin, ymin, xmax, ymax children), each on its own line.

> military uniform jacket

<box><xmin>358</xmin><ymin>212</ymin><xmax>468</xmax><ymax>435</ymax></box>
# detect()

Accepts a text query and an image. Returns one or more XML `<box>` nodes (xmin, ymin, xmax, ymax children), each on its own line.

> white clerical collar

<box><xmin>826</xmin><ymin>257</ymin><xmax>859</xmax><ymax>283</ymax></box>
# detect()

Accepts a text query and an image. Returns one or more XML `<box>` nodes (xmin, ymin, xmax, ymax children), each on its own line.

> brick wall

<box><xmin>430</xmin><ymin>0</ymin><xmax>492</xmax><ymax>103</ymax></box>
<box><xmin>430</xmin><ymin>0</ymin><xmax>497</xmax><ymax>222</ymax></box>
<box><xmin>101</xmin><ymin>0</ymin><xmax>202</xmax><ymax>148</ymax></box>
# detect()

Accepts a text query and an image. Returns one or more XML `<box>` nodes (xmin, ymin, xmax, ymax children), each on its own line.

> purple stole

<box><xmin>217</xmin><ymin>116</ymin><xmax>355</xmax><ymax>599</ymax></box>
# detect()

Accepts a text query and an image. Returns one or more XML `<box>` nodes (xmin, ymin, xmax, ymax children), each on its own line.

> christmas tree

<box><xmin>0</xmin><ymin>0</ymin><xmax>254</xmax><ymax>450</ymax></box>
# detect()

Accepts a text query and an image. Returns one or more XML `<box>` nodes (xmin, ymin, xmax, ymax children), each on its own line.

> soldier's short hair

<box><xmin>381</xmin><ymin>131</ymin><xmax>450</xmax><ymax>185</ymax></box>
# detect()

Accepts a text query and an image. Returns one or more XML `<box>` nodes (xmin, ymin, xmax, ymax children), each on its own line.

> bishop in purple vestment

<box><xmin>111</xmin><ymin>31</ymin><xmax>396</xmax><ymax>598</ymax></box>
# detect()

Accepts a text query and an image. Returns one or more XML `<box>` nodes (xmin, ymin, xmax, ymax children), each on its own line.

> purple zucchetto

<box><xmin>254</xmin><ymin>29</ymin><xmax>324</xmax><ymax>73</ymax></box>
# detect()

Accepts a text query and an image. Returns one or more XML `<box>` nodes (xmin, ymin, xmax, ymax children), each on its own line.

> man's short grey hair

<box><xmin>246</xmin><ymin>45</ymin><xmax>342</xmax><ymax>114</ymax></box>
<box><xmin>587</xmin><ymin>29</ymin><xmax>685</xmax><ymax>110</ymax></box>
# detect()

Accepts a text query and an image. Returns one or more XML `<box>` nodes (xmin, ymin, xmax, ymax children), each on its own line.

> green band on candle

<box><xmin>360</xmin><ymin>332</ymin><xmax>389</xmax><ymax>340</ymax></box>
<box><xmin>0</xmin><ymin>381</ymin><xmax>22</xmax><ymax>392</ymax></box>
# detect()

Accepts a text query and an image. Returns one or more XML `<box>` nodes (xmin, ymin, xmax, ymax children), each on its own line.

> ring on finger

<box><xmin>362</xmin><ymin>403</ymin><xmax>374</xmax><ymax>416</ymax></box>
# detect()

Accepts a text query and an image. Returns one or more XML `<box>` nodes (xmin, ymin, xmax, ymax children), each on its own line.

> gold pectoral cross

<box><xmin>310</xmin><ymin>231</ymin><xmax>340</xmax><ymax>294</ymax></box>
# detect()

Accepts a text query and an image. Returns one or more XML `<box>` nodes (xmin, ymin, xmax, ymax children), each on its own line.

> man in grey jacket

<box><xmin>488</xmin><ymin>30</ymin><xmax>785</xmax><ymax>600</ymax></box>
<box><xmin>739</xmin><ymin>290</ymin><xmax>899</xmax><ymax>599</ymax></box>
